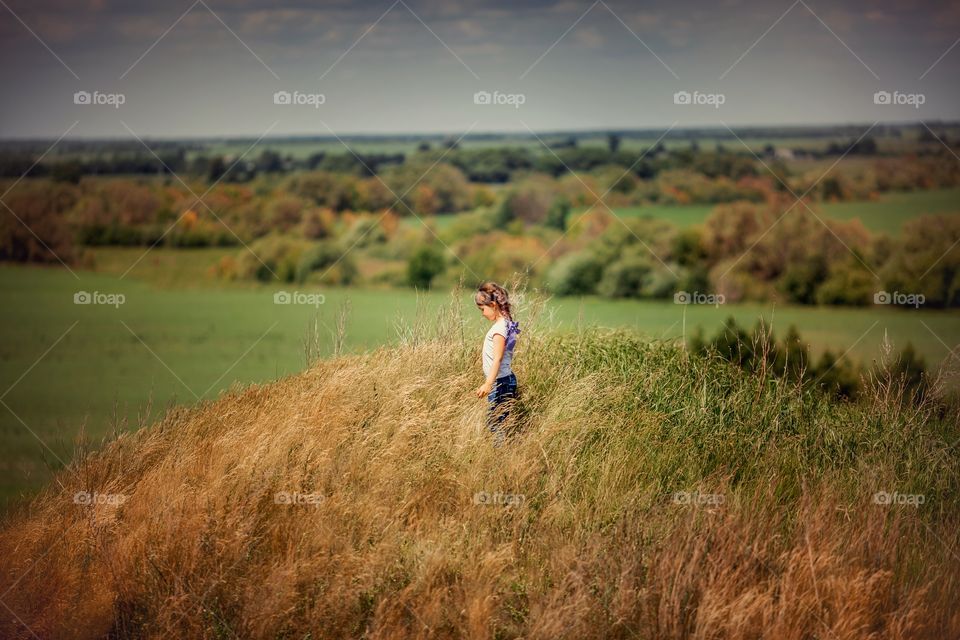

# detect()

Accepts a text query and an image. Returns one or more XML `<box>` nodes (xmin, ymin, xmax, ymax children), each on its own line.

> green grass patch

<box><xmin>821</xmin><ymin>187</ymin><xmax>960</xmax><ymax>235</ymax></box>
<box><xmin>593</xmin><ymin>187</ymin><xmax>960</xmax><ymax>234</ymax></box>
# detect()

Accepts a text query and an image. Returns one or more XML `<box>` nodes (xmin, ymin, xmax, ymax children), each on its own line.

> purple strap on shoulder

<box><xmin>505</xmin><ymin>320</ymin><xmax>521</xmax><ymax>351</ymax></box>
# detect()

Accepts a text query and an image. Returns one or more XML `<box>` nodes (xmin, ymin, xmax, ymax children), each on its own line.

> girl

<box><xmin>474</xmin><ymin>282</ymin><xmax>520</xmax><ymax>446</ymax></box>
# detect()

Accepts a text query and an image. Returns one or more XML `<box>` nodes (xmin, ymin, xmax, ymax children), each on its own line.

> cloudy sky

<box><xmin>1</xmin><ymin>0</ymin><xmax>958</xmax><ymax>138</ymax></box>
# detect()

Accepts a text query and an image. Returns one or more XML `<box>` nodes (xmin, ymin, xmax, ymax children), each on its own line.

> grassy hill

<box><xmin>1</xmin><ymin>297</ymin><xmax>958</xmax><ymax>638</ymax></box>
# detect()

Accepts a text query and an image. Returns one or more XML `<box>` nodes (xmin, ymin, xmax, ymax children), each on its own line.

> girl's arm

<box><xmin>476</xmin><ymin>333</ymin><xmax>506</xmax><ymax>398</ymax></box>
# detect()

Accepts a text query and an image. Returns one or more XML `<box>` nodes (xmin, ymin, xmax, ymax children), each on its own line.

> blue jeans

<box><xmin>486</xmin><ymin>373</ymin><xmax>517</xmax><ymax>446</ymax></box>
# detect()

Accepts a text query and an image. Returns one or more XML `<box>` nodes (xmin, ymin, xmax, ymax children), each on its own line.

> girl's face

<box><xmin>477</xmin><ymin>302</ymin><xmax>499</xmax><ymax>322</ymax></box>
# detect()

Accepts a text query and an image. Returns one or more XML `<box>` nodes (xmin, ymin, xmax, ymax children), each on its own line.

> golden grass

<box><xmin>1</xmin><ymin>292</ymin><xmax>958</xmax><ymax>638</ymax></box>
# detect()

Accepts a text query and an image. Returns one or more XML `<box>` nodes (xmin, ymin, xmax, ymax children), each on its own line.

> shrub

<box><xmin>497</xmin><ymin>175</ymin><xmax>557</xmax><ymax>226</ymax></box>
<box><xmin>286</xmin><ymin>171</ymin><xmax>359</xmax><ymax>211</ymax></box>
<box><xmin>267</xmin><ymin>196</ymin><xmax>308</xmax><ymax>232</ymax></box>
<box><xmin>879</xmin><ymin>214</ymin><xmax>960</xmax><ymax>308</ymax></box>
<box><xmin>342</xmin><ymin>215</ymin><xmax>387</xmax><ymax>249</ymax></box>
<box><xmin>407</xmin><ymin>244</ymin><xmax>446</xmax><ymax>289</ymax></box>
<box><xmin>451</xmin><ymin>231</ymin><xmax>548</xmax><ymax>287</ymax></box>
<box><xmin>779</xmin><ymin>256</ymin><xmax>829</xmax><ymax>304</ymax></box>
<box><xmin>235</xmin><ymin>234</ymin><xmax>313</xmax><ymax>283</ymax></box>
<box><xmin>816</xmin><ymin>261</ymin><xmax>875</xmax><ymax>306</ymax></box>
<box><xmin>544</xmin><ymin>198</ymin><xmax>571</xmax><ymax>230</ymax></box>
<box><xmin>297</xmin><ymin>240</ymin><xmax>357</xmax><ymax>285</ymax></box>
<box><xmin>0</xmin><ymin>181</ymin><xmax>79</xmax><ymax>263</ymax></box>
<box><xmin>597</xmin><ymin>254</ymin><xmax>652</xmax><ymax>298</ymax></box>
<box><xmin>547</xmin><ymin>250</ymin><xmax>604</xmax><ymax>296</ymax></box>
<box><xmin>300</xmin><ymin>207</ymin><xmax>335</xmax><ymax>240</ymax></box>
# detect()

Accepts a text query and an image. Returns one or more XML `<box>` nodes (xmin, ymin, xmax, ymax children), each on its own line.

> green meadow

<box><xmin>821</xmin><ymin>187</ymin><xmax>960</xmax><ymax>234</ymax></box>
<box><xmin>564</xmin><ymin>187</ymin><xmax>960</xmax><ymax>235</ymax></box>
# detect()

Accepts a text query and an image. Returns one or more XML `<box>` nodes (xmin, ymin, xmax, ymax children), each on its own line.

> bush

<box><xmin>816</xmin><ymin>261</ymin><xmax>875</xmax><ymax>306</ymax></box>
<box><xmin>0</xmin><ymin>181</ymin><xmax>79</xmax><ymax>263</ymax></box>
<box><xmin>692</xmin><ymin>317</ymin><xmax>929</xmax><ymax>401</ymax></box>
<box><xmin>267</xmin><ymin>196</ymin><xmax>308</xmax><ymax>232</ymax></box>
<box><xmin>779</xmin><ymin>256</ymin><xmax>828</xmax><ymax>304</ymax></box>
<box><xmin>545</xmin><ymin>198</ymin><xmax>571</xmax><ymax>230</ymax></box>
<box><xmin>286</xmin><ymin>171</ymin><xmax>359</xmax><ymax>211</ymax></box>
<box><xmin>300</xmin><ymin>207</ymin><xmax>335</xmax><ymax>240</ymax></box>
<box><xmin>407</xmin><ymin>244</ymin><xmax>446</xmax><ymax>289</ymax></box>
<box><xmin>297</xmin><ymin>240</ymin><xmax>357</xmax><ymax>285</ymax></box>
<box><xmin>342</xmin><ymin>216</ymin><xmax>387</xmax><ymax>249</ymax></box>
<box><xmin>597</xmin><ymin>254</ymin><xmax>652</xmax><ymax>298</ymax></box>
<box><xmin>450</xmin><ymin>231</ymin><xmax>548</xmax><ymax>287</ymax></box>
<box><xmin>497</xmin><ymin>176</ymin><xmax>557</xmax><ymax>226</ymax></box>
<box><xmin>879</xmin><ymin>214</ymin><xmax>960</xmax><ymax>308</ymax></box>
<box><xmin>547</xmin><ymin>251</ymin><xmax>605</xmax><ymax>296</ymax></box>
<box><xmin>235</xmin><ymin>234</ymin><xmax>313</xmax><ymax>283</ymax></box>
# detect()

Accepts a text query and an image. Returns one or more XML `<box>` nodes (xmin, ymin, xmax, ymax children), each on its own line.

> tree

<box><xmin>297</xmin><ymin>240</ymin><xmax>357</xmax><ymax>285</ymax></box>
<box><xmin>207</xmin><ymin>156</ymin><xmax>227</xmax><ymax>182</ymax></box>
<box><xmin>607</xmin><ymin>134</ymin><xmax>621</xmax><ymax>153</ymax></box>
<box><xmin>597</xmin><ymin>254</ymin><xmax>652</xmax><ymax>298</ymax></box>
<box><xmin>256</xmin><ymin>150</ymin><xmax>284</xmax><ymax>173</ymax></box>
<box><xmin>407</xmin><ymin>244</ymin><xmax>446</xmax><ymax>289</ymax></box>
<box><xmin>0</xmin><ymin>181</ymin><xmax>79</xmax><ymax>263</ymax></box>
<box><xmin>545</xmin><ymin>198</ymin><xmax>571</xmax><ymax>230</ymax></box>
<box><xmin>547</xmin><ymin>251</ymin><xmax>604</xmax><ymax>296</ymax></box>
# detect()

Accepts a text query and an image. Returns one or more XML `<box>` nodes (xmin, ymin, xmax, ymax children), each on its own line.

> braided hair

<box><xmin>476</xmin><ymin>282</ymin><xmax>520</xmax><ymax>350</ymax></box>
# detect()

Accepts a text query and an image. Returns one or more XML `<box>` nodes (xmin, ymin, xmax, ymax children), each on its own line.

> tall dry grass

<box><xmin>1</xmin><ymin>288</ymin><xmax>958</xmax><ymax>639</ymax></box>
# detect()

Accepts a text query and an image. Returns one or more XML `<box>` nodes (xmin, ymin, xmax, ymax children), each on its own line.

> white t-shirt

<box><xmin>482</xmin><ymin>317</ymin><xmax>513</xmax><ymax>379</ymax></box>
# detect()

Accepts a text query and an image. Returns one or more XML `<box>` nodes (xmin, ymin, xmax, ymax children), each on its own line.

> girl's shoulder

<box><xmin>488</xmin><ymin>317</ymin><xmax>507</xmax><ymax>337</ymax></box>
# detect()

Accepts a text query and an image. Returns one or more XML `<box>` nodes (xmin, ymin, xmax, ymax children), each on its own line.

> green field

<box><xmin>821</xmin><ymin>187</ymin><xmax>960</xmax><ymax>234</ymax></box>
<box><xmin>2</xmin><ymin>258</ymin><xmax>958</xmax><ymax>505</ymax></box>
<box><xmin>568</xmin><ymin>187</ymin><xmax>960</xmax><ymax>235</ymax></box>
<box><xmin>587</xmin><ymin>203</ymin><xmax>716</xmax><ymax>228</ymax></box>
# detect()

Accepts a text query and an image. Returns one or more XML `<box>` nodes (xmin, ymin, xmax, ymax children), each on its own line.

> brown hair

<box><xmin>475</xmin><ymin>282</ymin><xmax>513</xmax><ymax>321</ymax></box>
